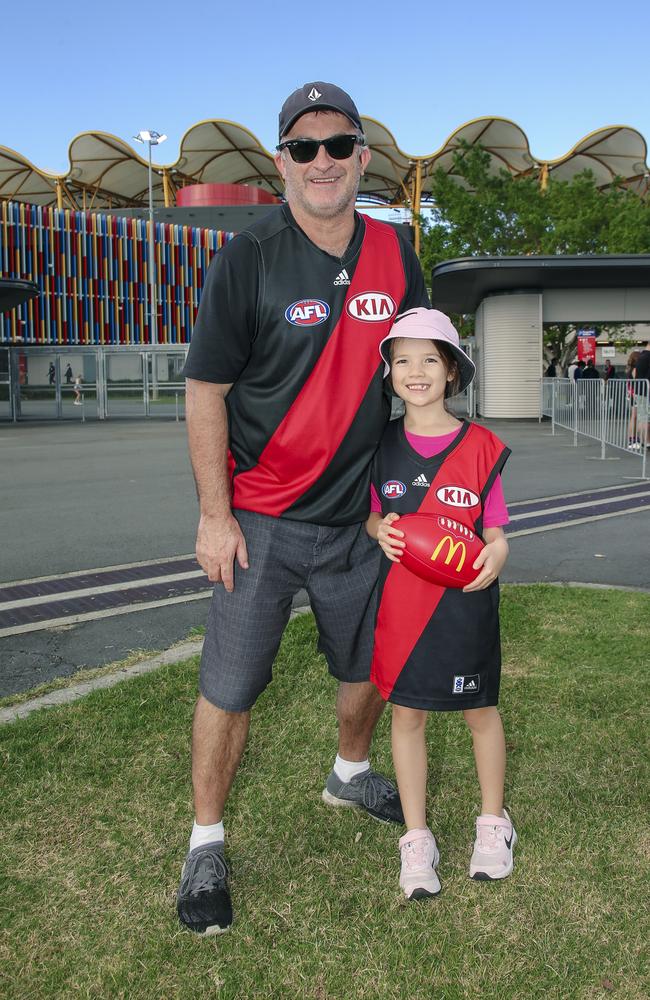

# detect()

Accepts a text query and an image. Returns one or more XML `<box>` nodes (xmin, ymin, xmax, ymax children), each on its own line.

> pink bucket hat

<box><xmin>378</xmin><ymin>307</ymin><xmax>476</xmax><ymax>395</ymax></box>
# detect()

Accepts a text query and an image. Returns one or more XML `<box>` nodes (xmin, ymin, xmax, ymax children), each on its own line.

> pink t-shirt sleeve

<box><xmin>483</xmin><ymin>475</ymin><xmax>509</xmax><ymax>527</ymax></box>
<box><xmin>370</xmin><ymin>482</ymin><xmax>382</xmax><ymax>513</ymax></box>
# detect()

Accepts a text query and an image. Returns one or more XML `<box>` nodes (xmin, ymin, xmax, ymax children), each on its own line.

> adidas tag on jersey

<box><xmin>453</xmin><ymin>674</ymin><xmax>480</xmax><ymax>694</ymax></box>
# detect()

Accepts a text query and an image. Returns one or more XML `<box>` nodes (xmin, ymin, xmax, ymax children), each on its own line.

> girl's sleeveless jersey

<box><xmin>370</xmin><ymin>419</ymin><xmax>511</xmax><ymax>711</ymax></box>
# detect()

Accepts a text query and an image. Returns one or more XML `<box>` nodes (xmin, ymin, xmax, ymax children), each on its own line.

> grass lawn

<box><xmin>1</xmin><ymin>585</ymin><xmax>648</xmax><ymax>1000</ymax></box>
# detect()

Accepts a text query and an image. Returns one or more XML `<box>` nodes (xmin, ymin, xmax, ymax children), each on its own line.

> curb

<box><xmin>0</xmin><ymin>605</ymin><xmax>312</xmax><ymax>725</ymax></box>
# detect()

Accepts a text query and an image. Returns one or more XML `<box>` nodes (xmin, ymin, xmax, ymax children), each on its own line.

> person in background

<box><xmin>574</xmin><ymin>361</ymin><xmax>586</xmax><ymax>380</ymax></box>
<box><xmin>48</xmin><ymin>362</ymin><xmax>56</xmax><ymax>386</ymax></box>
<box><xmin>603</xmin><ymin>359</ymin><xmax>615</xmax><ymax>383</ymax></box>
<box><xmin>626</xmin><ymin>351</ymin><xmax>641</xmax><ymax>449</ymax></box>
<box><xmin>632</xmin><ymin>339</ymin><xmax>650</xmax><ymax>448</ymax></box>
<box><xmin>64</xmin><ymin>363</ymin><xmax>73</xmax><ymax>384</ymax></box>
<box><xmin>567</xmin><ymin>359</ymin><xmax>579</xmax><ymax>381</ymax></box>
<box><xmin>544</xmin><ymin>357</ymin><xmax>558</xmax><ymax>378</ymax></box>
<box><xmin>580</xmin><ymin>358</ymin><xmax>600</xmax><ymax>379</ymax></box>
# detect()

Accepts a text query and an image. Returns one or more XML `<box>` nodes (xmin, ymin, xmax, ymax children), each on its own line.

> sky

<box><xmin>4</xmin><ymin>0</ymin><xmax>649</xmax><ymax>175</ymax></box>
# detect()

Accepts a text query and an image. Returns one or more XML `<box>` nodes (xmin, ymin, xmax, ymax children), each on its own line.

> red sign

<box><xmin>577</xmin><ymin>330</ymin><xmax>596</xmax><ymax>363</ymax></box>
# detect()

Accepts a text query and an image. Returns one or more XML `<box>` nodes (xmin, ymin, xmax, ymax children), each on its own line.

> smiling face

<box><xmin>274</xmin><ymin>110</ymin><xmax>371</xmax><ymax>223</ymax></box>
<box><xmin>390</xmin><ymin>338</ymin><xmax>457</xmax><ymax>408</ymax></box>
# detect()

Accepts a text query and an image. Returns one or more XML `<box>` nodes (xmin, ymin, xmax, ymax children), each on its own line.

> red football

<box><xmin>397</xmin><ymin>513</ymin><xmax>484</xmax><ymax>588</ymax></box>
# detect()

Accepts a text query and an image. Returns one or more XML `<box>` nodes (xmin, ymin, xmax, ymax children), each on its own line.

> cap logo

<box><xmin>308</xmin><ymin>87</ymin><xmax>322</xmax><ymax>101</ymax></box>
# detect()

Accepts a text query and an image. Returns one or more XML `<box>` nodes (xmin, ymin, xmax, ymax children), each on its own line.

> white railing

<box><xmin>541</xmin><ymin>378</ymin><xmax>648</xmax><ymax>478</ymax></box>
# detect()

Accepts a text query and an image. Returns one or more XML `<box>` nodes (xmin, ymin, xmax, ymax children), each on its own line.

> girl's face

<box><xmin>390</xmin><ymin>338</ymin><xmax>454</xmax><ymax>407</ymax></box>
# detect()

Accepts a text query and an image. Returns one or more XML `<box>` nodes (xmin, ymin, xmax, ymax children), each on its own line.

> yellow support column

<box><xmin>55</xmin><ymin>180</ymin><xmax>63</xmax><ymax>210</ymax></box>
<box><xmin>413</xmin><ymin>160</ymin><xmax>423</xmax><ymax>257</ymax></box>
<box><xmin>162</xmin><ymin>169</ymin><xmax>174</xmax><ymax>207</ymax></box>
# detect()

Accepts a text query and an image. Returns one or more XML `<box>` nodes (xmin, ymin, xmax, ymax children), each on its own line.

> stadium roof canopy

<box><xmin>0</xmin><ymin>117</ymin><xmax>648</xmax><ymax>212</ymax></box>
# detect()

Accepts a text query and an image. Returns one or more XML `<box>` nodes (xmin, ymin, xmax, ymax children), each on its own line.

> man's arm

<box><xmin>186</xmin><ymin>378</ymin><xmax>249</xmax><ymax>593</ymax></box>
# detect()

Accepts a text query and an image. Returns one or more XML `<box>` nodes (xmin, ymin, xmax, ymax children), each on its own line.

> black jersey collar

<box><xmin>398</xmin><ymin>418</ymin><xmax>471</xmax><ymax>468</ymax></box>
<box><xmin>281</xmin><ymin>203</ymin><xmax>365</xmax><ymax>263</ymax></box>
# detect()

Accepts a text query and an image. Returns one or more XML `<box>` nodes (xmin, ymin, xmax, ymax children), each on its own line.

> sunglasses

<box><xmin>276</xmin><ymin>134</ymin><xmax>365</xmax><ymax>164</ymax></box>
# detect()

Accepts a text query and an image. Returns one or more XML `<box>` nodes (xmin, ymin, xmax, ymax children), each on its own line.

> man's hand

<box><xmin>462</xmin><ymin>533</ymin><xmax>509</xmax><ymax>593</ymax></box>
<box><xmin>376</xmin><ymin>512</ymin><xmax>405</xmax><ymax>563</ymax></box>
<box><xmin>196</xmin><ymin>512</ymin><xmax>249</xmax><ymax>592</ymax></box>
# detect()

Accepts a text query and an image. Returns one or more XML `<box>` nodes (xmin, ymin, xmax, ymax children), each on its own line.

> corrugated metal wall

<box><xmin>478</xmin><ymin>293</ymin><xmax>542</xmax><ymax>417</ymax></box>
<box><xmin>0</xmin><ymin>201</ymin><xmax>233</xmax><ymax>346</ymax></box>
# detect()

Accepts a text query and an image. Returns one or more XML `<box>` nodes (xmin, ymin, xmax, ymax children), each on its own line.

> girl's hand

<box><xmin>462</xmin><ymin>534</ymin><xmax>509</xmax><ymax>592</ymax></box>
<box><xmin>377</xmin><ymin>512</ymin><xmax>405</xmax><ymax>562</ymax></box>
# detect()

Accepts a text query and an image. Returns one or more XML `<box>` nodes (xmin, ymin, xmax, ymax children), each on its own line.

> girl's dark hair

<box><xmin>386</xmin><ymin>338</ymin><xmax>460</xmax><ymax>400</ymax></box>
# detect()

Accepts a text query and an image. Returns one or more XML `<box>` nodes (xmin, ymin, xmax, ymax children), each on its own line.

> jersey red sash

<box><xmin>371</xmin><ymin>425</ymin><xmax>506</xmax><ymax>700</ymax></box>
<box><xmin>231</xmin><ymin>217</ymin><xmax>406</xmax><ymax>515</ymax></box>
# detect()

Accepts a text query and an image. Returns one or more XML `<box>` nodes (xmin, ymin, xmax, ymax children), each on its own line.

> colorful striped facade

<box><xmin>0</xmin><ymin>201</ymin><xmax>233</xmax><ymax>346</ymax></box>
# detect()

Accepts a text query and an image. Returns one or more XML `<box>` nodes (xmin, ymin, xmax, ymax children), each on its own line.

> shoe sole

<box><xmin>321</xmin><ymin>788</ymin><xmax>397</xmax><ymax>824</ymax></box>
<box><xmin>406</xmin><ymin>886</ymin><xmax>441</xmax><ymax>900</ymax></box>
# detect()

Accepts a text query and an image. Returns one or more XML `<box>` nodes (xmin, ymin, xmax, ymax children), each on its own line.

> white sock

<box><xmin>189</xmin><ymin>820</ymin><xmax>224</xmax><ymax>852</ymax></box>
<box><xmin>334</xmin><ymin>754</ymin><xmax>370</xmax><ymax>783</ymax></box>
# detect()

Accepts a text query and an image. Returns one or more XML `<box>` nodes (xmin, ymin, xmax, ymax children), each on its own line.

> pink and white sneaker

<box><xmin>399</xmin><ymin>828</ymin><xmax>441</xmax><ymax>900</ymax></box>
<box><xmin>469</xmin><ymin>809</ymin><xmax>517</xmax><ymax>881</ymax></box>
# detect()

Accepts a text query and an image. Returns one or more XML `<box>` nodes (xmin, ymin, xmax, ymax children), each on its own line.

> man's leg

<box><xmin>310</xmin><ymin>523</ymin><xmax>404</xmax><ymax>824</ymax></box>
<box><xmin>336</xmin><ymin>680</ymin><xmax>385</xmax><ymax>762</ymax></box>
<box><xmin>192</xmin><ymin>695</ymin><xmax>250</xmax><ymax>823</ymax></box>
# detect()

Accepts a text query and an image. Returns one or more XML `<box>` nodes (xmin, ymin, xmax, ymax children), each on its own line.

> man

<box><xmin>581</xmin><ymin>358</ymin><xmax>600</xmax><ymax>379</ymax></box>
<box><xmin>633</xmin><ymin>339</ymin><xmax>650</xmax><ymax>445</ymax></box>
<box><xmin>177</xmin><ymin>82</ymin><xmax>429</xmax><ymax>935</ymax></box>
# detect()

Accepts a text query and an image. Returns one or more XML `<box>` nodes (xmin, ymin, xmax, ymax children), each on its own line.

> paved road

<box><xmin>1</xmin><ymin>418</ymin><xmax>648</xmax><ymax>696</ymax></box>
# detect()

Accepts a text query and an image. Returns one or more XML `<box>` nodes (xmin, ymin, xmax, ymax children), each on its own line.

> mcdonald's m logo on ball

<box><xmin>431</xmin><ymin>535</ymin><xmax>467</xmax><ymax>573</ymax></box>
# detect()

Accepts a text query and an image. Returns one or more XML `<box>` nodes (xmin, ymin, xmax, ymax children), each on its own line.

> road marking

<box><xmin>507</xmin><ymin>481</ymin><xmax>644</xmax><ymax>508</ymax></box>
<box><xmin>507</xmin><ymin>504</ymin><xmax>650</xmax><ymax>538</ymax></box>
<box><xmin>2</xmin><ymin>553</ymin><xmax>195</xmax><ymax>589</ymax></box>
<box><xmin>0</xmin><ymin>590</ymin><xmax>213</xmax><ymax>639</ymax></box>
<box><xmin>508</xmin><ymin>490</ymin><xmax>649</xmax><ymax>521</ymax></box>
<box><xmin>0</xmin><ymin>570</ymin><xmax>205</xmax><ymax>611</ymax></box>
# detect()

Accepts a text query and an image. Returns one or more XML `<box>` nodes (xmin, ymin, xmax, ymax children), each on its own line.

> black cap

<box><xmin>279</xmin><ymin>82</ymin><xmax>363</xmax><ymax>139</ymax></box>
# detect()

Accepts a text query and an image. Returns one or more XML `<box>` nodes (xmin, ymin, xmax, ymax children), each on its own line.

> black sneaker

<box><xmin>322</xmin><ymin>768</ymin><xmax>404</xmax><ymax>825</ymax></box>
<box><xmin>176</xmin><ymin>841</ymin><xmax>232</xmax><ymax>935</ymax></box>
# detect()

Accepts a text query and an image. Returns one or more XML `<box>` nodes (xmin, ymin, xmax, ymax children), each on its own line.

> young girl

<box><xmin>366</xmin><ymin>308</ymin><xmax>516</xmax><ymax>900</ymax></box>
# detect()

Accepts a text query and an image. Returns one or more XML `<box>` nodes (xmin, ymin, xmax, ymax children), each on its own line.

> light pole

<box><xmin>134</xmin><ymin>130</ymin><xmax>166</xmax><ymax>397</ymax></box>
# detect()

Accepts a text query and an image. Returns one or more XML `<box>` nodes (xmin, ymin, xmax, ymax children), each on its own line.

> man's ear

<box><xmin>360</xmin><ymin>146</ymin><xmax>371</xmax><ymax>176</ymax></box>
<box><xmin>274</xmin><ymin>151</ymin><xmax>286</xmax><ymax>181</ymax></box>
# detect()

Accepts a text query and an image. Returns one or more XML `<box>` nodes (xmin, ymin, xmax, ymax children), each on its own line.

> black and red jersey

<box><xmin>182</xmin><ymin>205</ymin><xmax>429</xmax><ymax>525</ymax></box>
<box><xmin>370</xmin><ymin>419</ymin><xmax>511</xmax><ymax>710</ymax></box>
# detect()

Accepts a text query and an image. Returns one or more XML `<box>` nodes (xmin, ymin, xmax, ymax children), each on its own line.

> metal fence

<box><xmin>1</xmin><ymin>346</ymin><xmax>189</xmax><ymax>422</ymax></box>
<box><xmin>541</xmin><ymin>377</ymin><xmax>649</xmax><ymax>478</ymax></box>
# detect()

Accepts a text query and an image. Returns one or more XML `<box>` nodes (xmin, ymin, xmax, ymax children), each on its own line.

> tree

<box><xmin>420</xmin><ymin>143</ymin><xmax>650</xmax><ymax>365</ymax></box>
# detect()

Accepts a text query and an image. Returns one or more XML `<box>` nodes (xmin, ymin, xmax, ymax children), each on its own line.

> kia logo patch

<box><xmin>436</xmin><ymin>485</ymin><xmax>480</xmax><ymax>508</ymax></box>
<box><xmin>285</xmin><ymin>299</ymin><xmax>330</xmax><ymax>326</ymax></box>
<box><xmin>382</xmin><ymin>480</ymin><xmax>407</xmax><ymax>498</ymax></box>
<box><xmin>346</xmin><ymin>292</ymin><xmax>396</xmax><ymax>323</ymax></box>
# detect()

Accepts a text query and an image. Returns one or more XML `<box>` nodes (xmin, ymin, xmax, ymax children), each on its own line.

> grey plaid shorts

<box><xmin>199</xmin><ymin>509</ymin><xmax>381</xmax><ymax>711</ymax></box>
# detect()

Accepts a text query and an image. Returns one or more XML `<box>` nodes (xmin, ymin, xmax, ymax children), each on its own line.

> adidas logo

<box><xmin>464</xmin><ymin>680</ymin><xmax>477</xmax><ymax>691</ymax></box>
<box><xmin>334</xmin><ymin>268</ymin><xmax>350</xmax><ymax>285</ymax></box>
<box><xmin>412</xmin><ymin>474</ymin><xmax>430</xmax><ymax>487</ymax></box>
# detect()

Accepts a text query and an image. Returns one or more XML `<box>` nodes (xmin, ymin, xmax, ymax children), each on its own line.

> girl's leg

<box><xmin>463</xmin><ymin>706</ymin><xmax>506</xmax><ymax>816</ymax></box>
<box><xmin>391</xmin><ymin>704</ymin><xmax>428</xmax><ymax>830</ymax></box>
<box><xmin>392</xmin><ymin>704</ymin><xmax>441</xmax><ymax>899</ymax></box>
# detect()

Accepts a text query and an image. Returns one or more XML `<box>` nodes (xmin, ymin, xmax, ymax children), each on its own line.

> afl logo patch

<box><xmin>285</xmin><ymin>299</ymin><xmax>330</xmax><ymax>326</ymax></box>
<box><xmin>436</xmin><ymin>485</ymin><xmax>480</xmax><ymax>509</ymax></box>
<box><xmin>346</xmin><ymin>292</ymin><xmax>396</xmax><ymax>323</ymax></box>
<box><xmin>382</xmin><ymin>480</ymin><xmax>407</xmax><ymax>498</ymax></box>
